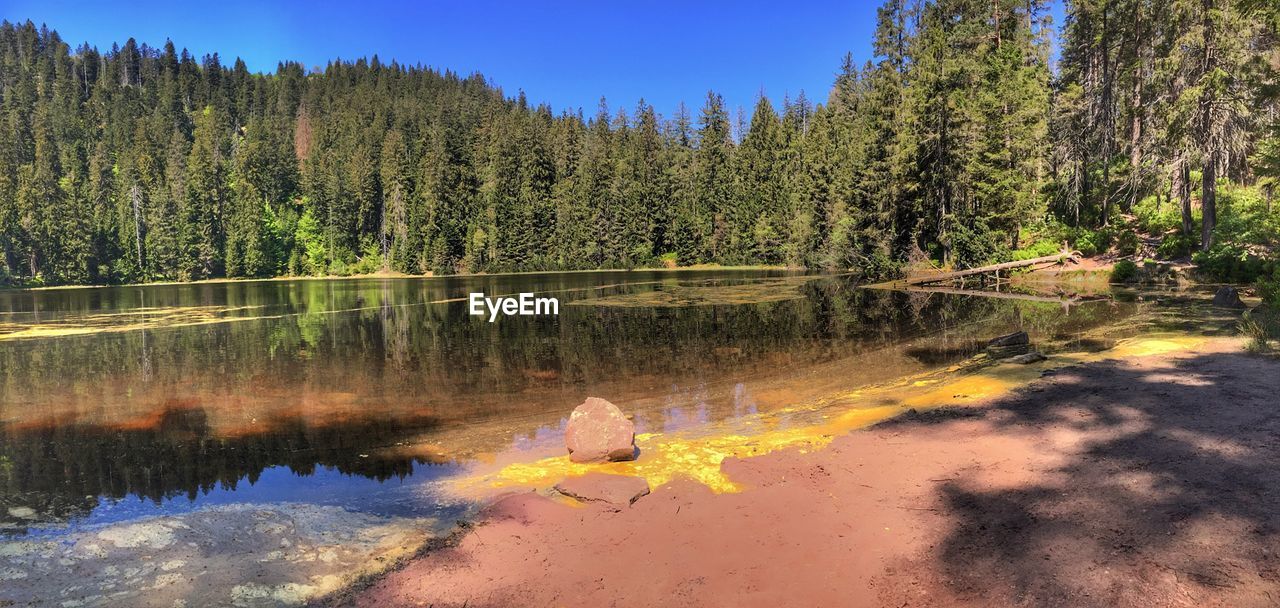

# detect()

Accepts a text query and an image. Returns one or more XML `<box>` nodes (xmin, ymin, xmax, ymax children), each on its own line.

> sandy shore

<box><xmin>332</xmin><ymin>336</ymin><xmax>1280</xmax><ymax>607</ymax></box>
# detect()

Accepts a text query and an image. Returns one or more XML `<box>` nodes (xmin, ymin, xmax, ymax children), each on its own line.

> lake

<box><xmin>0</xmin><ymin>270</ymin><xmax>1155</xmax><ymax>605</ymax></box>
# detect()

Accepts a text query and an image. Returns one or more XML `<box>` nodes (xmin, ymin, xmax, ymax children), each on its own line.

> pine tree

<box><xmin>694</xmin><ymin>91</ymin><xmax>733</xmax><ymax>262</ymax></box>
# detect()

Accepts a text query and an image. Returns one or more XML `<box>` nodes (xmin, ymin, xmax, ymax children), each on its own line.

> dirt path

<box><xmin>337</xmin><ymin>338</ymin><xmax>1280</xmax><ymax>607</ymax></box>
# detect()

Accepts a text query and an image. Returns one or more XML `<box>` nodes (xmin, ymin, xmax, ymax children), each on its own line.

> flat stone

<box><xmin>1004</xmin><ymin>351</ymin><xmax>1047</xmax><ymax>364</ymax></box>
<box><xmin>554</xmin><ymin>473</ymin><xmax>651</xmax><ymax>508</ymax></box>
<box><xmin>480</xmin><ymin>492</ymin><xmax>564</xmax><ymax>525</ymax></box>
<box><xmin>564</xmin><ymin>397</ymin><xmax>637</xmax><ymax>463</ymax></box>
<box><xmin>6</xmin><ymin>507</ymin><xmax>36</xmax><ymax>520</ymax></box>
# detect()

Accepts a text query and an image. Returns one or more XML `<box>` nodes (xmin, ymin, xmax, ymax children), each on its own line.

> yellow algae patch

<box><xmin>456</xmin><ymin>402</ymin><xmax>925</xmax><ymax>496</ymax></box>
<box><xmin>452</xmin><ymin>332</ymin><xmax>1212</xmax><ymax>499</ymax></box>
<box><xmin>0</xmin><ymin>305</ymin><xmax>277</xmax><ymax>341</ymax></box>
<box><xmin>1095</xmin><ymin>335</ymin><xmax>1205</xmax><ymax>359</ymax></box>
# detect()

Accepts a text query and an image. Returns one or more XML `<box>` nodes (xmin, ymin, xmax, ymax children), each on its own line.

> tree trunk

<box><xmin>130</xmin><ymin>184</ymin><xmax>146</xmax><ymax>277</ymax></box>
<box><xmin>993</xmin><ymin>0</ymin><xmax>1001</xmax><ymax>49</ymax></box>
<box><xmin>1201</xmin><ymin>156</ymin><xmax>1217</xmax><ymax>252</ymax></box>
<box><xmin>1127</xmin><ymin>1</ymin><xmax>1144</xmax><ymax>213</ymax></box>
<box><xmin>1100</xmin><ymin>2</ymin><xmax>1114</xmax><ymax>226</ymax></box>
<box><xmin>1198</xmin><ymin>0</ymin><xmax>1216</xmax><ymax>254</ymax></box>
<box><xmin>1179</xmin><ymin>161</ymin><xmax>1193</xmax><ymax>237</ymax></box>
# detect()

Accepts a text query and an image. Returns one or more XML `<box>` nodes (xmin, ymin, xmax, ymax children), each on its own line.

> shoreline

<box><xmin>0</xmin><ymin>265</ymin><xmax>804</xmax><ymax>293</ymax></box>
<box><xmin>331</xmin><ymin>333</ymin><xmax>1280</xmax><ymax>607</ymax></box>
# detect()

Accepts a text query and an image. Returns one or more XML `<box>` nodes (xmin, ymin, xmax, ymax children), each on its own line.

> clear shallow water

<box><xmin>0</xmin><ymin>270</ymin><xmax>1138</xmax><ymax>536</ymax></box>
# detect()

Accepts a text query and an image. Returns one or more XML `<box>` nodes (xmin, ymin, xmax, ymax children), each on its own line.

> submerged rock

<box><xmin>1004</xmin><ymin>351</ymin><xmax>1047</xmax><ymax>365</ymax></box>
<box><xmin>988</xmin><ymin>331</ymin><xmax>1030</xmax><ymax>347</ymax></box>
<box><xmin>6</xmin><ymin>507</ymin><xmax>35</xmax><ymax>520</ymax></box>
<box><xmin>0</xmin><ymin>503</ymin><xmax>435</xmax><ymax>608</ymax></box>
<box><xmin>564</xmin><ymin>397</ymin><xmax>637</xmax><ymax>463</ymax></box>
<box><xmin>554</xmin><ymin>473</ymin><xmax>651</xmax><ymax>508</ymax></box>
<box><xmin>987</xmin><ymin>331</ymin><xmax>1031</xmax><ymax>359</ymax></box>
<box><xmin>1212</xmin><ymin>286</ymin><xmax>1246</xmax><ymax>309</ymax></box>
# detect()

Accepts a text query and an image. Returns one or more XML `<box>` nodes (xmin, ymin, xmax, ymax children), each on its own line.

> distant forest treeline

<box><xmin>0</xmin><ymin>0</ymin><xmax>1278</xmax><ymax>286</ymax></box>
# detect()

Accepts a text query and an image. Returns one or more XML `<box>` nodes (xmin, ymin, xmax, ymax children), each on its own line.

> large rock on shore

<box><xmin>564</xmin><ymin>397</ymin><xmax>637</xmax><ymax>463</ymax></box>
<box><xmin>554</xmin><ymin>473</ymin><xmax>650</xmax><ymax>508</ymax></box>
<box><xmin>1212</xmin><ymin>286</ymin><xmax>1246</xmax><ymax>309</ymax></box>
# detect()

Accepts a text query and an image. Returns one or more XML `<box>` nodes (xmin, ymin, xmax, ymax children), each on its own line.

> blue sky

<box><xmin>4</xmin><ymin>0</ymin><xmax>1063</xmax><ymax>119</ymax></box>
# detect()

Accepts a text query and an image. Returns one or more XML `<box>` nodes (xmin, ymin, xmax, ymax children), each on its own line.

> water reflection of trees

<box><xmin>0</xmin><ymin>405</ymin><xmax>445</xmax><ymax>534</ymax></box>
<box><xmin>0</xmin><ymin>274</ymin><xmax>1134</xmax><ymax>531</ymax></box>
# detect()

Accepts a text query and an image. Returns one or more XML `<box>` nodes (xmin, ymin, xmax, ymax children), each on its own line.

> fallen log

<box><xmin>902</xmin><ymin>250</ymin><xmax>1079</xmax><ymax>286</ymax></box>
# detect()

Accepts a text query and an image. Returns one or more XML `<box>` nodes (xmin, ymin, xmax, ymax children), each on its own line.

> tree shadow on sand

<box><xmin>906</xmin><ymin>350</ymin><xmax>1280</xmax><ymax>605</ymax></box>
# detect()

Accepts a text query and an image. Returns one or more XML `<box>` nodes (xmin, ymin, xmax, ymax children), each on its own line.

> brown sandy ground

<box><xmin>332</xmin><ymin>338</ymin><xmax>1280</xmax><ymax>608</ymax></box>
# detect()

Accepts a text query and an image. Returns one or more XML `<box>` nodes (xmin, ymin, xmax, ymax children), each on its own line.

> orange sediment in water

<box><xmin>450</xmin><ymin>333</ymin><xmax>1209</xmax><ymax>497</ymax></box>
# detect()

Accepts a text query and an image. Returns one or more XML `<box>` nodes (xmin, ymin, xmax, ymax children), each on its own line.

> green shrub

<box><xmin>1193</xmin><ymin>243</ymin><xmax>1275</xmax><ymax>284</ymax></box>
<box><xmin>1258</xmin><ymin>267</ymin><xmax>1280</xmax><ymax>307</ymax></box>
<box><xmin>1133</xmin><ymin>195</ymin><xmax>1187</xmax><ymax>235</ymax></box>
<box><xmin>1240</xmin><ymin>306</ymin><xmax>1280</xmax><ymax>353</ymax></box>
<box><xmin>1215</xmin><ymin>184</ymin><xmax>1280</xmax><ymax>249</ymax></box>
<box><xmin>1111</xmin><ymin>260</ymin><xmax>1139</xmax><ymax>283</ymax></box>
<box><xmin>950</xmin><ymin>219</ymin><xmax>1010</xmax><ymax>269</ymax></box>
<box><xmin>1070</xmin><ymin>227</ymin><xmax>1112</xmax><ymax>257</ymax></box>
<box><xmin>349</xmin><ymin>242</ymin><xmax>384</xmax><ymax>275</ymax></box>
<box><xmin>1011</xmin><ymin>239</ymin><xmax>1061</xmax><ymax>261</ymax></box>
<box><xmin>328</xmin><ymin>258</ymin><xmax>351</xmax><ymax>277</ymax></box>
<box><xmin>1157</xmin><ymin>233</ymin><xmax>1197</xmax><ymax>258</ymax></box>
<box><xmin>1075</xmin><ymin>232</ymin><xmax>1099</xmax><ymax>256</ymax></box>
<box><xmin>1116</xmin><ymin>229</ymin><xmax>1140</xmax><ymax>257</ymax></box>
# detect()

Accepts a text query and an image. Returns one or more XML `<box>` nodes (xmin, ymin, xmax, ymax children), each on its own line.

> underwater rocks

<box><xmin>1004</xmin><ymin>351</ymin><xmax>1047</xmax><ymax>364</ymax></box>
<box><xmin>986</xmin><ymin>331</ymin><xmax>1047</xmax><ymax>364</ymax></box>
<box><xmin>554</xmin><ymin>473</ymin><xmax>650</xmax><ymax>508</ymax></box>
<box><xmin>564</xmin><ymin>397</ymin><xmax>638</xmax><ymax>463</ymax></box>
<box><xmin>987</xmin><ymin>331</ymin><xmax>1031</xmax><ymax>359</ymax></box>
<box><xmin>1212</xmin><ymin>286</ymin><xmax>1247</xmax><ymax>309</ymax></box>
<box><xmin>0</xmin><ymin>503</ymin><xmax>435</xmax><ymax>608</ymax></box>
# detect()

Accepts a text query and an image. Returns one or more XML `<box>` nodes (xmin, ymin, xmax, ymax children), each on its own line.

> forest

<box><xmin>0</xmin><ymin>0</ymin><xmax>1278</xmax><ymax>286</ymax></box>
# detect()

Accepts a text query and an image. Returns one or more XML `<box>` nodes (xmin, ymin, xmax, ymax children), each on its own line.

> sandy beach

<box><xmin>330</xmin><ymin>336</ymin><xmax>1280</xmax><ymax>607</ymax></box>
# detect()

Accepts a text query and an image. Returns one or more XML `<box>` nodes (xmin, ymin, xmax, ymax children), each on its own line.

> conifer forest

<box><xmin>1</xmin><ymin>0</ymin><xmax>1278</xmax><ymax>286</ymax></box>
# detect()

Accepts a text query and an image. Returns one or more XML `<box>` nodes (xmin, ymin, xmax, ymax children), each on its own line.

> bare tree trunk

<box><xmin>1179</xmin><ymin>160</ymin><xmax>1194</xmax><ymax>237</ymax></box>
<box><xmin>130</xmin><ymin>184</ymin><xmax>146</xmax><ymax>277</ymax></box>
<box><xmin>1127</xmin><ymin>1</ymin><xmax>1145</xmax><ymax>213</ymax></box>
<box><xmin>993</xmin><ymin>0</ymin><xmax>1002</xmax><ymax>49</ymax></box>
<box><xmin>1100</xmin><ymin>2</ymin><xmax>1114</xmax><ymax>226</ymax></box>
<box><xmin>1198</xmin><ymin>0</ymin><xmax>1217</xmax><ymax>253</ymax></box>
<box><xmin>1201</xmin><ymin>156</ymin><xmax>1217</xmax><ymax>252</ymax></box>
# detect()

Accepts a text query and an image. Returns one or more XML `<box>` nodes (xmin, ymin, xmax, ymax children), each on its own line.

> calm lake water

<box><xmin>0</xmin><ymin>270</ymin><xmax>1140</xmax><ymax>538</ymax></box>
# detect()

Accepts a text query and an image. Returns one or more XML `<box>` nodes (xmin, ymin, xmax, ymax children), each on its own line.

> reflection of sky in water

<box><xmin>19</xmin><ymin>461</ymin><xmax>469</xmax><ymax>539</ymax></box>
<box><xmin>510</xmin><ymin>418</ymin><xmax>568</xmax><ymax>452</ymax></box>
<box><xmin>733</xmin><ymin>383</ymin><xmax>759</xmax><ymax>418</ymax></box>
